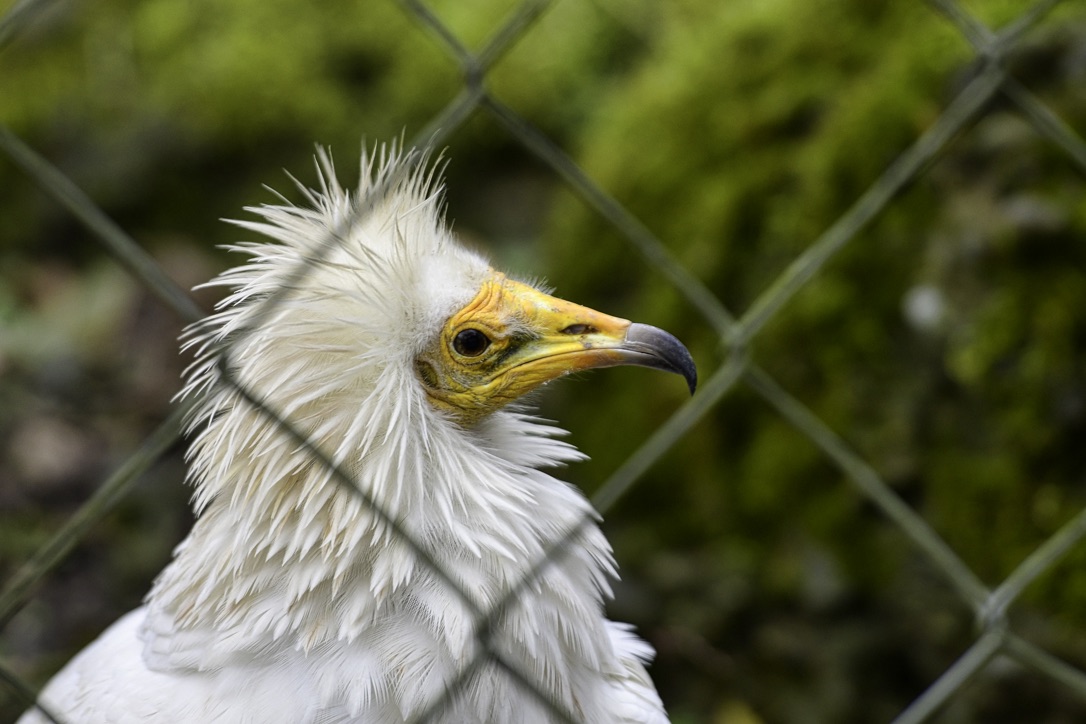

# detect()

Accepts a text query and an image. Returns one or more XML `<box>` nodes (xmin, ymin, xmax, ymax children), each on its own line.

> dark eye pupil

<box><xmin>453</xmin><ymin>328</ymin><xmax>491</xmax><ymax>357</ymax></box>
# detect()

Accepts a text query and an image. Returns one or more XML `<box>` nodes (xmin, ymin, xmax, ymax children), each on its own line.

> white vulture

<box><xmin>20</xmin><ymin>146</ymin><xmax>696</xmax><ymax>724</ymax></box>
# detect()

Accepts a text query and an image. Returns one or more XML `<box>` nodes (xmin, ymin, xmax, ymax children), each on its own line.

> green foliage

<box><xmin>0</xmin><ymin>0</ymin><xmax>625</xmax><ymax>258</ymax></box>
<box><xmin>544</xmin><ymin>0</ymin><xmax>1086</xmax><ymax>718</ymax></box>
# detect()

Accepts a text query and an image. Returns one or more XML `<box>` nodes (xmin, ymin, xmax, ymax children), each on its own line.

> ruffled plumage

<box><xmin>21</xmin><ymin>145</ymin><xmax>667</xmax><ymax>724</ymax></box>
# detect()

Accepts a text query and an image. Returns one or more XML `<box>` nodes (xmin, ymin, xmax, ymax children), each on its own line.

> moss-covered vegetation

<box><xmin>543</xmin><ymin>1</ymin><xmax>1086</xmax><ymax>720</ymax></box>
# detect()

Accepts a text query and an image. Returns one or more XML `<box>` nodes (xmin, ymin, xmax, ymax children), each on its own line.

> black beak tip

<box><xmin>679</xmin><ymin>358</ymin><xmax>697</xmax><ymax>396</ymax></box>
<box><xmin>685</xmin><ymin>368</ymin><xmax>698</xmax><ymax>396</ymax></box>
<box><xmin>625</xmin><ymin>323</ymin><xmax>698</xmax><ymax>396</ymax></box>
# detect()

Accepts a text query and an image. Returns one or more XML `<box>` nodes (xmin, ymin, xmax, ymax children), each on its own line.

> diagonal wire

<box><xmin>401</xmin><ymin>0</ymin><xmax>737</xmax><ymax>339</ymax></box>
<box><xmin>482</xmin><ymin>95</ymin><xmax>737</xmax><ymax>339</ymax></box>
<box><xmin>744</xmin><ymin>364</ymin><xmax>991</xmax><ymax>609</ymax></box>
<box><xmin>735</xmin><ymin>59</ymin><xmax>1006</xmax><ymax>345</ymax></box>
<box><xmin>0</xmin><ymin>405</ymin><xmax>188</xmax><ymax>630</ymax></box>
<box><xmin>399</xmin><ymin>0</ymin><xmax>556</xmax><ymax>163</ymax></box>
<box><xmin>996</xmin><ymin>0</ymin><xmax>1065</xmax><ymax>48</ymax></box>
<box><xmin>927</xmin><ymin>0</ymin><xmax>1064</xmax><ymax>58</ymax></box>
<box><xmin>487</xmin><ymin>650</ymin><xmax>579</xmax><ymax>724</ymax></box>
<box><xmin>474</xmin><ymin>0</ymin><xmax>553</xmax><ymax>72</ymax></box>
<box><xmin>410</xmin><ymin>655</ymin><xmax>490</xmax><ymax>724</ymax></box>
<box><xmin>216</xmin><ymin>359</ymin><xmax>483</xmax><ymax>618</ymax></box>
<box><xmin>592</xmin><ymin>355</ymin><xmax>744</xmax><ymax>512</ymax></box>
<box><xmin>0</xmin><ymin>0</ymin><xmax>59</xmax><ymax>53</ymax></box>
<box><xmin>0</xmin><ymin>125</ymin><xmax>204</xmax><ymax>324</ymax></box>
<box><xmin>501</xmin><ymin>355</ymin><xmax>747</xmax><ymax>641</ymax></box>
<box><xmin>412</xmin><ymin>632</ymin><xmax>581</xmax><ymax>724</ymax></box>
<box><xmin>983</xmin><ymin>506</ymin><xmax>1086</xmax><ymax>625</ymax></box>
<box><xmin>927</xmin><ymin>0</ymin><xmax>1085</xmax><ymax>176</ymax></box>
<box><xmin>395</xmin><ymin>0</ymin><xmax>555</xmax><ymax>81</ymax></box>
<box><xmin>925</xmin><ymin>0</ymin><xmax>995</xmax><ymax>50</ymax></box>
<box><xmin>397</xmin><ymin>0</ymin><xmax>563</xmax><ymax>180</ymax></box>
<box><xmin>1005</xmin><ymin>633</ymin><xmax>1086</xmax><ymax>700</ymax></box>
<box><xmin>396</xmin><ymin>0</ymin><xmax>737</xmax><ymax>346</ymax></box>
<box><xmin>415</xmin><ymin>354</ymin><xmax>747</xmax><ymax>720</ymax></box>
<box><xmin>0</xmin><ymin>660</ymin><xmax>63</xmax><ymax>724</ymax></box>
<box><xmin>890</xmin><ymin>627</ymin><xmax>1006</xmax><ymax>724</ymax></box>
<box><xmin>212</xmin><ymin>334</ymin><xmax>583</xmax><ymax>722</ymax></box>
<box><xmin>409</xmin><ymin>85</ymin><xmax>486</xmax><ymax>151</ymax></box>
<box><xmin>1002</xmin><ymin>79</ymin><xmax>1086</xmax><ymax>176</ymax></box>
<box><xmin>396</xmin><ymin>0</ymin><xmax>476</xmax><ymax>70</ymax></box>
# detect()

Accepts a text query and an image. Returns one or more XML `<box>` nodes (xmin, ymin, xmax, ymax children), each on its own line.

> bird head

<box><xmin>185</xmin><ymin>146</ymin><xmax>695</xmax><ymax>439</ymax></box>
<box><xmin>415</xmin><ymin>271</ymin><xmax>696</xmax><ymax>424</ymax></box>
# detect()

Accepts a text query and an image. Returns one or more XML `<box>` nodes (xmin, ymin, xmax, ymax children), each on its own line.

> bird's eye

<box><xmin>452</xmin><ymin>328</ymin><xmax>491</xmax><ymax>357</ymax></box>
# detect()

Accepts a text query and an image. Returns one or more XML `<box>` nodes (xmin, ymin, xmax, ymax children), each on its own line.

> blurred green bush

<box><xmin>543</xmin><ymin>1</ymin><xmax>1086</xmax><ymax>721</ymax></box>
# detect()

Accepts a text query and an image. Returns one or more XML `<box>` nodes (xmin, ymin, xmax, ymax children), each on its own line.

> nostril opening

<box><xmin>560</xmin><ymin>324</ymin><xmax>595</xmax><ymax>335</ymax></box>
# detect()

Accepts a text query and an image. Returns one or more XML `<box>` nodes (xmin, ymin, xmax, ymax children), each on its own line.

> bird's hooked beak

<box><xmin>416</xmin><ymin>272</ymin><xmax>697</xmax><ymax>424</ymax></box>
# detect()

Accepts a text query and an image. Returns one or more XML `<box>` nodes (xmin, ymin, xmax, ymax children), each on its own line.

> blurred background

<box><xmin>2</xmin><ymin>0</ymin><xmax>1086</xmax><ymax>721</ymax></box>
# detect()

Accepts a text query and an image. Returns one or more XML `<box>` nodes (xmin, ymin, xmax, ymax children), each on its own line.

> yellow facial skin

<box><xmin>416</xmin><ymin>271</ymin><xmax>696</xmax><ymax>425</ymax></box>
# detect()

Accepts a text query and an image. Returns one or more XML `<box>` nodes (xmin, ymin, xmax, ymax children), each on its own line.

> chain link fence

<box><xmin>2</xmin><ymin>0</ymin><xmax>1086</xmax><ymax>721</ymax></box>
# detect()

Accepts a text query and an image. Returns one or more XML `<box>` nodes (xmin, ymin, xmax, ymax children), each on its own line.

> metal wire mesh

<box><xmin>2</xmin><ymin>0</ymin><xmax>1086</xmax><ymax>721</ymax></box>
